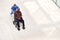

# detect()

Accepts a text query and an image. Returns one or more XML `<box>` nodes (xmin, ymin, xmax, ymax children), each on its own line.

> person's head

<box><xmin>14</xmin><ymin>4</ymin><xmax>16</xmax><ymax>7</ymax></box>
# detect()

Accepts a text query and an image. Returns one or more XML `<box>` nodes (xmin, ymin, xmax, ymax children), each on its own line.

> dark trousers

<box><xmin>16</xmin><ymin>18</ymin><xmax>25</xmax><ymax>28</ymax></box>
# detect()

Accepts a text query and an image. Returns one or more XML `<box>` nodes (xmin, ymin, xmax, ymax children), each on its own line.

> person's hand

<box><xmin>10</xmin><ymin>11</ymin><xmax>13</xmax><ymax>16</ymax></box>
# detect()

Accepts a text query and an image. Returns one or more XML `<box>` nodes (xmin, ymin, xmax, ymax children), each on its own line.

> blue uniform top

<box><xmin>11</xmin><ymin>6</ymin><xmax>19</xmax><ymax>12</ymax></box>
<box><xmin>11</xmin><ymin>6</ymin><xmax>19</xmax><ymax>15</ymax></box>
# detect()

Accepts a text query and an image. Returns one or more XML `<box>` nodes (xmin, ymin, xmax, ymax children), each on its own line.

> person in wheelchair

<box><xmin>14</xmin><ymin>8</ymin><xmax>25</xmax><ymax>30</ymax></box>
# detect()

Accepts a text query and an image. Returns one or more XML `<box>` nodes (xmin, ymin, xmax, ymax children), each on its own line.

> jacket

<box><xmin>14</xmin><ymin>10</ymin><xmax>22</xmax><ymax>20</ymax></box>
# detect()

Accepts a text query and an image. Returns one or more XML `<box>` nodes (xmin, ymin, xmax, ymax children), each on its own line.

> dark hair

<box><xmin>14</xmin><ymin>4</ymin><xmax>16</xmax><ymax>6</ymax></box>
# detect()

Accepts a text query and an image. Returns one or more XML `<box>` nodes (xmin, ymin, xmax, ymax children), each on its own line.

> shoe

<box><xmin>22</xmin><ymin>26</ymin><xmax>25</xmax><ymax>30</ymax></box>
<box><xmin>17</xmin><ymin>28</ymin><xmax>20</xmax><ymax>31</ymax></box>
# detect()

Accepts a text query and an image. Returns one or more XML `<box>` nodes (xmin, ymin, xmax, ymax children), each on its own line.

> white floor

<box><xmin>0</xmin><ymin>0</ymin><xmax>60</xmax><ymax>40</ymax></box>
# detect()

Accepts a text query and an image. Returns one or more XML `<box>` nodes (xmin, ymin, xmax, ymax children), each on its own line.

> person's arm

<box><xmin>16</xmin><ymin>6</ymin><xmax>20</xmax><ymax>11</ymax></box>
<box><xmin>10</xmin><ymin>6</ymin><xmax>14</xmax><ymax>15</ymax></box>
<box><xmin>16</xmin><ymin>6</ymin><xmax>19</xmax><ymax>9</ymax></box>
<box><xmin>14</xmin><ymin>12</ymin><xmax>17</xmax><ymax>18</ymax></box>
<box><xmin>19</xmin><ymin>11</ymin><xmax>22</xmax><ymax>17</ymax></box>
